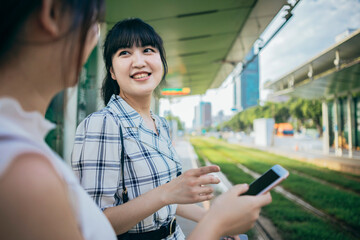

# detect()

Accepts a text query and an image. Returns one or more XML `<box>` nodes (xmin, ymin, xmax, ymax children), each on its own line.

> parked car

<box><xmin>274</xmin><ymin>123</ymin><xmax>294</xmax><ymax>136</ymax></box>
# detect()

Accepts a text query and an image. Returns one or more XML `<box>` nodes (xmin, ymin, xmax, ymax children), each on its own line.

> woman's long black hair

<box><xmin>101</xmin><ymin>18</ymin><xmax>168</xmax><ymax>106</ymax></box>
<box><xmin>0</xmin><ymin>0</ymin><xmax>105</xmax><ymax>82</ymax></box>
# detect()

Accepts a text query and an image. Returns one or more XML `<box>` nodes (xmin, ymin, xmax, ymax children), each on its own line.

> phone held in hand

<box><xmin>241</xmin><ymin>164</ymin><xmax>289</xmax><ymax>196</ymax></box>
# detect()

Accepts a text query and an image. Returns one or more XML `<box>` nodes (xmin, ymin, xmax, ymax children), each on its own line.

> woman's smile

<box><xmin>131</xmin><ymin>71</ymin><xmax>151</xmax><ymax>81</ymax></box>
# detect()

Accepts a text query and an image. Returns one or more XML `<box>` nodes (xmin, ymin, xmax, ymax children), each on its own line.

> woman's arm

<box><xmin>176</xmin><ymin>204</ymin><xmax>207</xmax><ymax>222</ymax></box>
<box><xmin>0</xmin><ymin>154</ymin><xmax>84</xmax><ymax>240</ymax></box>
<box><xmin>104</xmin><ymin>165</ymin><xmax>221</xmax><ymax>234</ymax></box>
<box><xmin>188</xmin><ymin>184</ymin><xmax>272</xmax><ymax>240</ymax></box>
<box><xmin>72</xmin><ymin>114</ymin><xmax>220</xmax><ymax>234</ymax></box>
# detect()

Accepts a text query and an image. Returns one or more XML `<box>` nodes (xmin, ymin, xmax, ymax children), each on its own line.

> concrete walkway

<box><xmin>173</xmin><ymin>138</ymin><xmax>238</xmax><ymax>238</ymax></box>
<box><xmin>173</xmin><ymin>138</ymin><xmax>199</xmax><ymax>237</ymax></box>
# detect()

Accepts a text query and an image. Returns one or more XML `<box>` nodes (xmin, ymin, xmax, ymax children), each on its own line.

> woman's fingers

<box><xmin>186</xmin><ymin>165</ymin><xmax>220</xmax><ymax>177</ymax></box>
<box><xmin>229</xmin><ymin>185</ymin><xmax>272</xmax><ymax>210</ymax></box>
<box><xmin>164</xmin><ymin>166</ymin><xmax>222</xmax><ymax>204</ymax></box>
<box><xmin>196</xmin><ymin>193</ymin><xmax>214</xmax><ymax>201</ymax></box>
<box><xmin>256</xmin><ymin>192</ymin><xmax>272</xmax><ymax>206</ymax></box>
<box><xmin>197</xmin><ymin>174</ymin><xmax>220</xmax><ymax>185</ymax></box>
<box><xmin>230</xmin><ymin>184</ymin><xmax>249</xmax><ymax>196</ymax></box>
<box><xmin>196</xmin><ymin>185</ymin><xmax>214</xmax><ymax>195</ymax></box>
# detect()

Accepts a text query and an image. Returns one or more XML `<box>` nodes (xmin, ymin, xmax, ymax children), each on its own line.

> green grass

<box><xmin>192</xmin><ymin>146</ymin><xmax>205</xmax><ymax>166</ymax></box>
<box><xmin>263</xmin><ymin>193</ymin><xmax>355</xmax><ymax>240</ymax></box>
<box><xmin>192</xmin><ymin>137</ymin><xmax>360</xmax><ymax>230</ymax></box>
<box><xmin>195</xmin><ymin>137</ymin><xmax>360</xmax><ymax>230</ymax></box>
<box><xmin>204</xmin><ymin>137</ymin><xmax>360</xmax><ymax>193</ymax></box>
<box><xmin>281</xmin><ymin>173</ymin><xmax>360</xmax><ymax>230</ymax></box>
<box><xmin>190</xmin><ymin>137</ymin><xmax>359</xmax><ymax>240</ymax></box>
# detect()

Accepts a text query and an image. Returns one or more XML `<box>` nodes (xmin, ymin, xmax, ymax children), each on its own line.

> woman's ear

<box><xmin>110</xmin><ymin>67</ymin><xmax>116</xmax><ymax>80</ymax></box>
<box><xmin>39</xmin><ymin>0</ymin><xmax>62</xmax><ymax>37</ymax></box>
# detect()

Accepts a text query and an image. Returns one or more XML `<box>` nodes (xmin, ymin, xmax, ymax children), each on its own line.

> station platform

<box><xmin>172</xmin><ymin>138</ymin><xmax>200</xmax><ymax>237</ymax></box>
<box><xmin>172</xmin><ymin>138</ymin><xmax>242</xmax><ymax>239</ymax></box>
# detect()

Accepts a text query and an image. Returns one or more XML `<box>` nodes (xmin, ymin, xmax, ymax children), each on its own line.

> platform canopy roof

<box><xmin>105</xmin><ymin>0</ymin><xmax>286</xmax><ymax>96</ymax></box>
<box><xmin>265</xmin><ymin>29</ymin><xmax>360</xmax><ymax>100</ymax></box>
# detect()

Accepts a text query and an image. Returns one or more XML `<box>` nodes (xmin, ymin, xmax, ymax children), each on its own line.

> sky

<box><xmin>160</xmin><ymin>0</ymin><xmax>360</xmax><ymax>129</ymax></box>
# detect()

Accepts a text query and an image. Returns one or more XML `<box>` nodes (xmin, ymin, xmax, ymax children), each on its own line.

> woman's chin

<box><xmin>134</xmin><ymin>87</ymin><xmax>157</xmax><ymax>97</ymax></box>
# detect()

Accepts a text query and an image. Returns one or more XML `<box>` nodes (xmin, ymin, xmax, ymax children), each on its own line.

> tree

<box><xmin>222</xmin><ymin>97</ymin><xmax>322</xmax><ymax>136</ymax></box>
<box><xmin>302</xmin><ymin>99</ymin><xmax>322</xmax><ymax>136</ymax></box>
<box><xmin>165</xmin><ymin>114</ymin><xmax>184</xmax><ymax>131</ymax></box>
<box><xmin>289</xmin><ymin>98</ymin><xmax>306</xmax><ymax>130</ymax></box>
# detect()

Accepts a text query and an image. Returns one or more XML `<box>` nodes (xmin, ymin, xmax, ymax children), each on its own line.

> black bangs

<box><xmin>114</xmin><ymin>21</ymin><xmax>162</xmax><ymax>49</ymax></box>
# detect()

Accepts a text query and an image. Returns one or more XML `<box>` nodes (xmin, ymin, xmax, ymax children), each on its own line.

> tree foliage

<box><xmin>165</xmin><ymin>114</ymin><xmax>184</xmax><ymax>131</ymax></box>
<box><xmin>221</xmin><ymin>97</ymin><xmax>322</xmax><ymax>134</ymax></box>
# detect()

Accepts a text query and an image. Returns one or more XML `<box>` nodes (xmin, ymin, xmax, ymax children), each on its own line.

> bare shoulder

<box><xmin>0</xmin><ymin>152</ymin><xmax>64</xmax><ymax>196</ymax></box>
<box><xmin>0</xmin><ymin>153</ymin><xmax>83</xmax><ymax>240</ymax></box>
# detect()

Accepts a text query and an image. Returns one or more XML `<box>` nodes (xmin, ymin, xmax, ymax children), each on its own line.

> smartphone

<box><xmin>241</xmin><ymin>164</ymin><xmax>289</xmax><ymax>196</ymax></box>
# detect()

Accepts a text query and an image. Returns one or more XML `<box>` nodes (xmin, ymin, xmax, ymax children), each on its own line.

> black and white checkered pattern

<box><xmin>72</xmin><ymin>95</ymin><xmax>184</xmax><ymax>239</ymax></box>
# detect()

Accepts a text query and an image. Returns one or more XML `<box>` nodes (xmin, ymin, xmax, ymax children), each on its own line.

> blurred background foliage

<box><xmin>221</xmin><ymin>98</ymin><xmax>322</xmax><ymax>134</ymax></box>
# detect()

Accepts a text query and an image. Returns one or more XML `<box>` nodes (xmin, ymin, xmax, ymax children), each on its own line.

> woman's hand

<box><xmin>161</xmin><ymin>165</ymin><xmax>221</xmax><ymax>205</ymax></box>
<box><xmin>104</xmin><ymin>165</ymin><xmax>220</xmax><ymax>234</ymax></box>
<box><xmin>188</xmin><ymin>184</ymin><xmax>272</xmax><ymax>240</ymax></box>
<box><xmin>208</xmin><ymin>184</ymin><xmax>272</xmax><ymax>236</ymax></box>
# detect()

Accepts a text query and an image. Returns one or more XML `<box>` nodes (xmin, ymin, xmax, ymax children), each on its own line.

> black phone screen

<box><xmin>243</xmin><ymin>169</ymin><xmax>280</xmax><ymax>196</ymax></box>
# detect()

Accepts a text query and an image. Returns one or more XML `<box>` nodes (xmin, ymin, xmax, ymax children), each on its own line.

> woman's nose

<box><xmin>132</xmin><ymin>51</ymin><xmax>146</xmax><ymax>68</ymax></box>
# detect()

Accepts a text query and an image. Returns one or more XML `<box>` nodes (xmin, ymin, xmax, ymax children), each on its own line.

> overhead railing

<box><xmin>265</xmin><ymin>29</ymin><xmax>360</xmax><ymax>99</ymax></box>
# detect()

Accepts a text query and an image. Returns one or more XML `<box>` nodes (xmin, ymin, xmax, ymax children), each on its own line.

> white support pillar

<box><xmin>347</xmin><ymin>94</ymin><xmax>353</xmax><ymax>158</ymax></box>
<box><xmin>322</xmin><ymin>100</ymin><xmax>330</xmax><ymax>155</ymax></box>
<box><xmin>95</xmin><ymin>22</ymin><xmax>107</xmax><ymax>109</ymax></box>
<box><xmin>63</xmin><ymin>86</ymin><xmax>78</xmax><ymax>165</ymax></box>
<box><xmin>334</xmin><ymin>98</ymin><xmax>342</xmax><ymax>156</ymax></box>
<box><xmin>234</xmin><ymin>74</ymin><xmax>241</xmax><ymax>111</ymax></box>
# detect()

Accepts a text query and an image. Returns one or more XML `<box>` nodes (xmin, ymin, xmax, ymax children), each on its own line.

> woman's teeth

<box><xmin>132</xmin><ymin>73</ymin><xmax>149</xmax><ymax>79</ymax></box>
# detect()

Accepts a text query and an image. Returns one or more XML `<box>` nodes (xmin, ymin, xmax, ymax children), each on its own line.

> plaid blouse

<box><xmin>71</xmin><ymin>95</ymin><xmax>184</xmax><ymax>239</ymax></box>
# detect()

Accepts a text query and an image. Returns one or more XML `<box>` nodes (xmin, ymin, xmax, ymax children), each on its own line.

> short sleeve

<box><xmin>71</xmin><ymin>111</ymin><xmax>123</xmax><ymax>210</ymax></box>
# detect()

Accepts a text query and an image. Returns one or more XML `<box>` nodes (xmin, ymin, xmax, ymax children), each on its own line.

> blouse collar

<box><xmin>106</xmin><ymin>94</ymin><xmax>162</xmax><ymax>129</ymax></box>
<box><xmin>0</xmin><ymin>98</ymin><xmax>55</xmax><ymax>141</ymax></box>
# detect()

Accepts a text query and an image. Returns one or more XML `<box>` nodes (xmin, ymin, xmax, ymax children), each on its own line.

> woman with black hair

<box><xmin>71</xmin><ymin>18</ymin><xmax>272</xmax><ymax>240</ymax></box>
<box><xmin>0</xmin><ymin>0</ymin><xmax>117</xmax><ymax>239</ymax></box>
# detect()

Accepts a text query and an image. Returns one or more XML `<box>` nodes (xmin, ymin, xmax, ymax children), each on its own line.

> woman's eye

<box><xmin>119</xmin><ymin>50</ymin><xmax>129</xmax><ymax>56</ymax></box>
<box><xmin>144</xmin><ymin>48</ymin><xmax>155</xmax><ymax>53</ymax></box>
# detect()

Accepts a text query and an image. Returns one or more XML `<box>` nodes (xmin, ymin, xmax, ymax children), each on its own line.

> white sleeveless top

<box><xmin>0</xmin><ymin>98</ymin><xmax>117</xmax><ymax>240</ymax></box>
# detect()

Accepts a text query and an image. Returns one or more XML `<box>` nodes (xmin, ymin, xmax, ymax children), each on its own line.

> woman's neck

<box><xmin>0</xmin><ymin>59</ymin><xmax>59</xmax><ymax>116</ymax></box>
<box><xmin>119</xmin><ymin>92</ymin><xmax>158</xmax><ymax>134</ymax></box>
<box><xmin>119</xmin><ymin>92</ymin><xmax>152</xmax><ymax>117</ymax></box>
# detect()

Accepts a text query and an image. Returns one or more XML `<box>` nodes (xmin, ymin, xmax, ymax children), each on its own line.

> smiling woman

<box><xmin>71</xmin><ymin>18</ymin><xmax>272</xmax><ymax>240</ymax></box>
<box><xmin>72</xmin><ymin>18</ymin><xmax>215</xmax><ymax>239</ymax></box>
